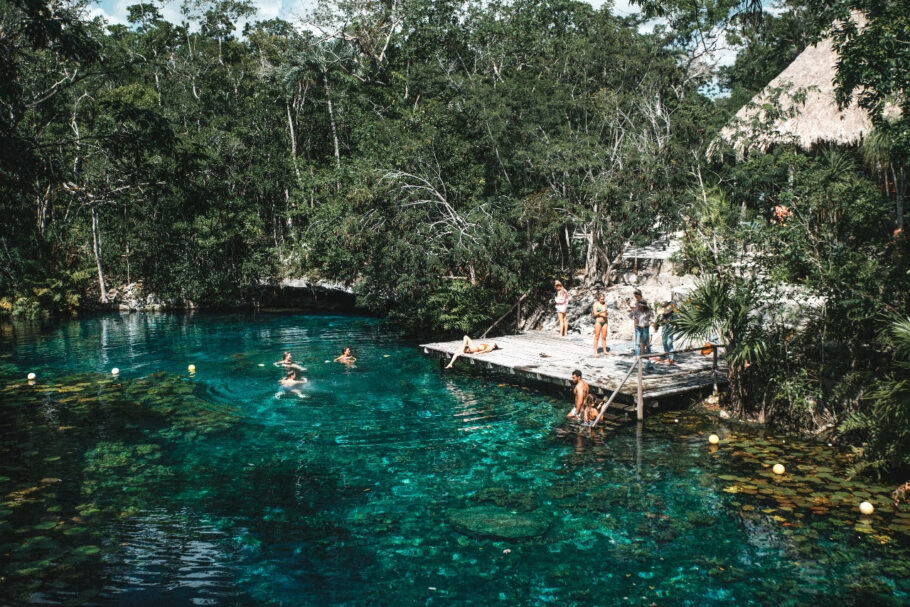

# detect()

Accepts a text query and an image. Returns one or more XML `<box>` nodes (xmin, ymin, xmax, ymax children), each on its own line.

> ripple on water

<box><xmin>3</xmin><ymin>314</ymin><xmax>910</xmax><ymax>607</ymax></box>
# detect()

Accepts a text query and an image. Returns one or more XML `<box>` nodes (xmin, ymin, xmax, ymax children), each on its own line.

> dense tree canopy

<box><xmin>0</xmin><ymin>0</ymin><xmax>706</xmax><ymax>328</ymax></box>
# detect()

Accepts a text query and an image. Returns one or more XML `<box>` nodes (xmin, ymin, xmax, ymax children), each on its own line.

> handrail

<box><xmin>590</xmin><ymin>343</ymin><xmax>728</xmax><ymax>428</ymax></box>
<box><xmin>589</xmin><ymin>360</ymin><xmax>639</xmax><ymax>427</ymax></box>
<box><xmin>479</xmin><ymin>293</ymin><xmax>528</xmax><ymax>339</ymax></box>
<box><xmin>634</xmin><ymin>344</ymin><xmax>727</xmax><ymax>358</ymax></box>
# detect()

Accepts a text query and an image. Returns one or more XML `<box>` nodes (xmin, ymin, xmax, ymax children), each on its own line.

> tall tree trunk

<box><xmin>322</xmin><ymin>70</ymin><xmax>341</xmax><ymax>173</ymax></box>
<box><xmin>892</xmin><ymin>162</ymin><xmax>904</xmax><ymax>230</ymax></box>
<box><xmin>286</xmin><ymin>99</ymin><xmax>302</xmax><ymax>187</ymax></box>
<box><xmin>36</xmin><ymin>182</ymin><xmax>49</xmax><ymax>235</ymax></box>
<box><xmin>584</xmin><ymin>204</ymin><xmax>599</xmax><ymax>283</ymax></box>
<box><xmin>92</xmin><ymin>205</ymin><xmax>109</xmax><ymax>303</ymax></box>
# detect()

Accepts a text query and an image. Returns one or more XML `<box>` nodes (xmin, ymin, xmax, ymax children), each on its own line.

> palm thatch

<box><xmin>715</xmin><ymin>15</ymin><xmax>876</xmax><ymax>157</ymax></box>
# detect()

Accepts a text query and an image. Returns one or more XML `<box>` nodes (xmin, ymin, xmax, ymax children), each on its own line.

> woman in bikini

<box><xmin>592</xmin><ymin>293</ymin><xmax>608</xmax><ymax>356</ymax></box>
<box><xmin>445</xmin><ymin>336</ymin><xmax>500</xmax><ymax>369</ymax></box>
<box><xmin>554</xmin><ymin>281</ymin><xmax>569</xmax><ymax>337</ymax></box>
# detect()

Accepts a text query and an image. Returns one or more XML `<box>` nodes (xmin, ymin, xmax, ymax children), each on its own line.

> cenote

<box><xmin>2</xmin><ymin>313</ymin><xmax>910</xmax><ymax>606</ymax></box>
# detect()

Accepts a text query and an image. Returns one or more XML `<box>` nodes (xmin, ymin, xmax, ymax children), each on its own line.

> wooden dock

<box><xmin>421</xmin><ymin>332</ymin><xmax>726</xmax><ymax>416</ymax></box>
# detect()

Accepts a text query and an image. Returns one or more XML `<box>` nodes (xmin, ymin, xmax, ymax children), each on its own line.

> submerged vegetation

<box><xmin>3</xmin><ymin>314</ymin><xmax>910</xmax><ymax>603</ymax></box>
<box><xmin>1</xmin><ymin>0</ymin><xmax>909</xmax><ymax>477</ymax></box>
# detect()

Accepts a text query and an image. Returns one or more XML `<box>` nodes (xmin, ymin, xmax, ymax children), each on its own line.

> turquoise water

<box><xmin>2</xmin><ymin>313</ymin><xmax>910</xmax><ymax>606</ymax></box>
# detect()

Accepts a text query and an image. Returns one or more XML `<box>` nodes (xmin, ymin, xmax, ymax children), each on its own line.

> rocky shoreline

<box><xmin>96</xmin><ymin>278</ymin><xmax>358</xmax><ymax>314</ymax></box>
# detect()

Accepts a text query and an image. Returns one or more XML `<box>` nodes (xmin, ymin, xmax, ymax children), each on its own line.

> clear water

<box><xmin>1</xmin><ymin>313</ymin><xmax>909</xmax><ymax>606</ymax></box>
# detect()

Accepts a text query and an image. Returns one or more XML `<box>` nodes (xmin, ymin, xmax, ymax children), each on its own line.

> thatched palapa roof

<box><xmin>716</xmin><ymin>14</ymin><xmax>876</xmax><ymax>156</ymax></box>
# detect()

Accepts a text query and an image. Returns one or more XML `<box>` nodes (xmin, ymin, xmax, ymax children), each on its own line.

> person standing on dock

<box><xmin>554</xmin><ymin>281</ymin><xmax>570</xmax><ymax>337</ymax></box>
<box><xmin>592</xmin><ymin>293</ymin><xmax>609</xmax><ymax>356</ymax></box>
<box><xmin>627</xmin><ymin>289</ymin><xmax>644</xmax><ymax>350</ymax></box>
<box><xmin>654</xmin><ymin>301</ymin><xmax>677</xmax><ymax>364</ymax></box>
<box><xmin>632</xmin><ymin>301</ymin><xmax>653</xmax><ymax>359</ymax></box>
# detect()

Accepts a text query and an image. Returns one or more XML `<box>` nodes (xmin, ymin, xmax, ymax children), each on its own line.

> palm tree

<box><xmin>672</xmin><ymin>276</ymin><xmax>768</xmax><ymax>412</ymax></box>
<box><xmin>840</xmin><ymin>317</ymin><xmax>910</xmax><ymax>478</ymax></box>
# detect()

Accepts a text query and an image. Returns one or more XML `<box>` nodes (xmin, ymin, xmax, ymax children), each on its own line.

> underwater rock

<box><xmin>447</xmin><ymin>506</ymin><xmax>549</xmax><ymax>540</ymax></box>
<box><xmin>473</xmin><ymin>487</ymin><xmax>538</xmax><ymax>512</ymax></box>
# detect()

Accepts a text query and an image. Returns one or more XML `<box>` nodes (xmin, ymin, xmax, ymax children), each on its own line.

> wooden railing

<box><xmin>589</xmin><ymin>343</ymin><xmax>727</xmax><ymax>427</ymax></box>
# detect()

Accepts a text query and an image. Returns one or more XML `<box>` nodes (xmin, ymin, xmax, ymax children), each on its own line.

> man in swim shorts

<box><xmin>567</xmin><ymin>370</ymin><xmax>597</xmax><ymax>421</ymax></box>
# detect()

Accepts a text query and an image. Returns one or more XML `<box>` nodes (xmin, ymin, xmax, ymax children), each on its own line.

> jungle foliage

<box><xmin>1</xmin><ymin>0</ymin><xmax>909</xmax><ymax>474</ymax></box>
<box><xmin>0</xmin><ymin>0</ymin><xmax>703</xmax><ymax>328</ymax></box>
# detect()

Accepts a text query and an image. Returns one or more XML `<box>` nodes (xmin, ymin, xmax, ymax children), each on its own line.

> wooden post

<box><xmin>636</xmin><ymin>358</ymin><xmax>644</xmax><ymax>421</ymax></box>
<box><xmin>635</xmin><ymin>421</ymin><xmax>643</xmax><ymax>478</ymax></box>
<box><xmin>712</xmin><ymin>347</ymin><xmax>719</xmax><ymax>395</ymax></box>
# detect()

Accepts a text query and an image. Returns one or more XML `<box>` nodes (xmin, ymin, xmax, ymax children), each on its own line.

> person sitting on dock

<box><xmin>274</xmin><ymin>351</ymin><xmax>305</xmax><ymax>371</ymax></box>
<box><xmin>334</xmin><ymin>347</ymin><xmax>357</xmax><ymax>364</ymax></box>
<box><xmin>567</xmin><ymin>370</ymin><xmax>598</xmax><ymax>422</ymax></box>
<box><xmin>445</xmin><ymin>336</ymin><xmax>500</xmax><ymax>369</ymax></box>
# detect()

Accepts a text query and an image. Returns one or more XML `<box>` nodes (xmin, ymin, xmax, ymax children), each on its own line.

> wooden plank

<box><xmin>421</xmin><ymin>331</ymin><xmax>726</xmax><ymax>402</ymax></box>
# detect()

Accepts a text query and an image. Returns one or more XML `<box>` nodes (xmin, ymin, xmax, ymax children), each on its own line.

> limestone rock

<box><xmin>447</xmin><ymin>506</ymin><xmax>549</xmax><ymax>540</ymax></box>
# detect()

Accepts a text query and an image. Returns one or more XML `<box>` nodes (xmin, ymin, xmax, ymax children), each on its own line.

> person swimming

<box><xmin>274</xmin><ymin>351</ymin><xmax>305</xmax><ymax>371</ymax></box>
<box><xmin>333</xmin><ymin>347</ymin><xmax>356</xmax><ymax>364</ymax></box>
<box><xmin>445</xmin><ymin>335</ymin><xmax>500</xmax><ymax>369</ymax></box>
<box><xmin>277</xmin><ymin>369</ymin><xmax>307</xmax><ymax>398</ymax></box>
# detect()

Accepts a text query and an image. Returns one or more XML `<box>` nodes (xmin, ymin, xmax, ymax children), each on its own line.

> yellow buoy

<box><xmin>772</xmin><ymin>463</ymin><xmax>785</xmax><ymax>475</ymax></box>
<box><xmin>27</xmin><ymin>372</ymin><xmax>36</xmax><ymax>380</ymax></box>
<box><xmin>188</xmin><ymin>364</ymin><xmax>196</xmax><ymax>373</ymax></box>
<box><xmin>859</xmin><ymin>501</ymin><xmax>874</xmax><ymax>515</ymax></box>
<box><xmin>111</xmin><ymin>367</ymin><xmax>120</xmax><ymax>376</ymax></box>
<box><xmin>708</xmin><ymin>434</ymin><xmax>720</xmax><ymax>445</ymax></box>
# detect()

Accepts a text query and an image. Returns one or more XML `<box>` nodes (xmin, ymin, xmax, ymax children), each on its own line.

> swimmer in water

<box><xmin>274</xmin><ymin>351</ymin><xmax>305</xmax><ymax>371</ymax></box>
<box><xmin>445</xmin><ymin>335</ymin><xmax>500</xmax><ymax>369</ymax></box>
<box><xmin>277</xmin><ymin>369</ymin><xmax>307</xmax><ymax>398</ymax></box>
<box><xmin>333</xmin><ymin>347</ymin><xmax>356</xmax><ymax>364</ymax></box>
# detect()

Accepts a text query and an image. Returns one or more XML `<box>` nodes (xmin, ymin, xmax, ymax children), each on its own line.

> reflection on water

<box><xmin>1</xmin><ymin>313</ymin><xmax>910</xmax><ymax>605</ymax></box>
